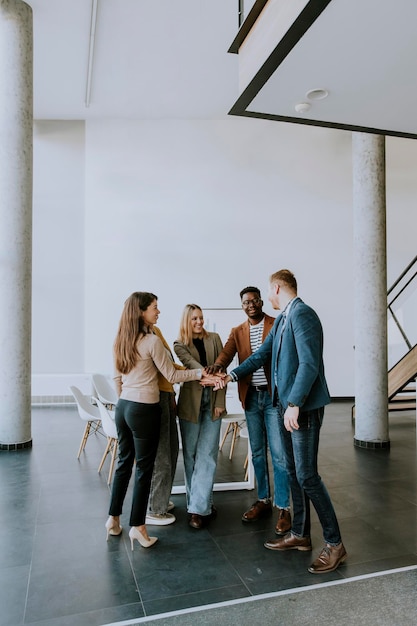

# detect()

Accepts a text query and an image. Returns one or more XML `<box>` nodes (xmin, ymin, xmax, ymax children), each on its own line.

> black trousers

<box><xmin>109</xmin><ymin>398</ymin><xmax>161</xmax><ymax>526</ymax></box>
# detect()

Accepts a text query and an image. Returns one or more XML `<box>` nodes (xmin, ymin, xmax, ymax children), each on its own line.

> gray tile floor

<box><xmin>1</xmin><ymin>402</ymin><xmax>416</xmax><ymax>626</ymax></box>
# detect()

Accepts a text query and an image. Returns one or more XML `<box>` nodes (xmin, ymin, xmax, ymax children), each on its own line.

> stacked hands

<box><xmin>200</xmin><ymin>364</ymin><xmax>227</xmax><ymax>390</ymax></box>
<box><xmin>200</xmin><ymin>365</ymin><xmax>300</xmax><ymax>431</ymax></box>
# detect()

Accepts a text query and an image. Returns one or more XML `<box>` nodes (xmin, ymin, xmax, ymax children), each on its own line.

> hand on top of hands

<box><xmin>204</xmin><ymin>364</ymin><xmax>224</xmax><ymax>375</ymax></box>
<box><xmin>200</xmin><ymin>368</ymin><xmax>227</xmax><ymax>389</ymax></box>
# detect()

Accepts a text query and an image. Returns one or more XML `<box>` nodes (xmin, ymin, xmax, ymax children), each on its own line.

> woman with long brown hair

<box><xmin>106</xmin><ymin>292</ymin><xmax>218</xmax><ymax>549</ymax></box>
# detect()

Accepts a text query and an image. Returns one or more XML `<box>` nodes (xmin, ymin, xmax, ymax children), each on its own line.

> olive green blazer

<box><xmin>173</xmin><ymin>332</ymin><xmax>226</xmax><ymax>423</ymax></box>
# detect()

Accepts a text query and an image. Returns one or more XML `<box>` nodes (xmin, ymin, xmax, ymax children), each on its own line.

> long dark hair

<box><xmin>113</xmin><ymin>291</ymin><xmax>157</xmax><ymax>374</ymax></box>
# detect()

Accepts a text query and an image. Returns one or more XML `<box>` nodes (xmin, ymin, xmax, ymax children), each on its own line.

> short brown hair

<box><xmin>269</xmin><ymin>269</ymin><xmax>297</xmax><ymax>293</ymax></box>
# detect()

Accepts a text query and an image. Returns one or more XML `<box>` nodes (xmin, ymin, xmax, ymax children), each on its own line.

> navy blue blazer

<box><xmin>231</xmin><ymin>297</ymin><xmax>330</xmax><ymax>411</ymax></box>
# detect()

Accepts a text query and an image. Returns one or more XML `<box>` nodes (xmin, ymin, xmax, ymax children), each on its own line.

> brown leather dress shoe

<box><xmin>308</xmin><ymin>542</ymin><xmax>347</xmax><ymax>574</ymax></box>
<box><xmin>242</xmin><ymin>500</ymin><xmax>272</xmax><ymax>523</ymax></box>
<box><xmin>275</xmin><ymin>508</ymin><xmax>291</xmax><ymax>535</ymax></box>
<box><xmin>189</xmin><ymin>514</ymin><xmax>203</xmax><ymax>529</ymax></box>
<box><xmin>264</xmin><ymin>533</ymin><xmax>312</xmax><ymax>551</ymax></box>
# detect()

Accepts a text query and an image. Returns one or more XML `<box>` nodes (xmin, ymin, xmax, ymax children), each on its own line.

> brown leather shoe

<box><xmin>242</xmin><ymin>500</ymin><xmax>272</xmax><ymax>523</ymax></box>
<box><xmin>264</xmin><ymin>533</ymin><xmax>312</xmax><ymax>551</ymax></box>
<box><xmin>275</xmin><ymin>508</ymin><xmax>291</xmax><ymax>535</ymax></box>
<box><xmin>308</xmin><ymin>542</ymin><xmax>347</xmax><ymax>574</ymax></box>
<box><xmin>189</xmin><ymin>514</ymin><xmax>203</xmax><ymax>529</ymax></box>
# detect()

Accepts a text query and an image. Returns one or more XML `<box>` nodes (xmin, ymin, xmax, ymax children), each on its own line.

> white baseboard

<box><xmin>31</xmin><ymin>373</ymin><xmax>94</xmax><ymax>404</ymax></box>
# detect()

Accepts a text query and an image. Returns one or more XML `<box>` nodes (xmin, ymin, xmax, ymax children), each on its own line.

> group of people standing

<box><xmin>105</xmin><ymin>268</ymin><xmax>347</xmax><ymax>575</ymax></box>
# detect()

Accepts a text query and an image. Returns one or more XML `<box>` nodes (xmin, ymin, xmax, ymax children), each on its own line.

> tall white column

<box><xmin>352</xmin><ymin>133</ymin><xmax>389</xmax><ymax>449</ymax></box>
<box><xmin>0</xmin><ymin>0</ymin><xmax>33</xmax><ymax>449</ymax></box>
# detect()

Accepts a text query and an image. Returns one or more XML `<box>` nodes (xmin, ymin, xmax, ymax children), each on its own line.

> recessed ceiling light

<box><xmin>306</xmin><ymin>88</ymin><xmax>329</xmax><ymax>101</ymax></box>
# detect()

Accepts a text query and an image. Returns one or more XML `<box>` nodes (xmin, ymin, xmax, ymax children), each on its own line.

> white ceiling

<box><xmin>28</xmin><ymin>0</ymin><xmax>239</xmax><ymax>120</ymax></box>
<box><xmin>27</xmin><ymin>0</ymin><xmax>417</xmax><ymax>138</ymax></box>
<box><xmin>230</xmin><ymin>0</ymin><xmax>417</xmax><ymax>139</ymax></box>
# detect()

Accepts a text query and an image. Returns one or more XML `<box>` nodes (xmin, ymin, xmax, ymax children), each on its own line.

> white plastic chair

<box><xmin>219</xmin><ymin>414</ymin><xmax>246</xmax><ymax>459</ymax></box>
<box><xmin>240</xmin><ymin>426</ymin><xmax>250</xmax><ymax>481</ymax></box>
<box><xmin>219</xmin><ymin>390</ymin><xmax>246</xmax><ymax>460</ymax></box>
<box><xmin>93</xmin><ymin>397</ymin><xmax>119</xmax><ymax>485</ymax></box>
<box><xmin>70</xmin><ymin>385</ymin><xmax>102</xmax><ymax>458</ymax></box>
<box><xmin>91</xmin><ymin>373</ymin><xmax>118</xmax><ymax>408</ymax></box>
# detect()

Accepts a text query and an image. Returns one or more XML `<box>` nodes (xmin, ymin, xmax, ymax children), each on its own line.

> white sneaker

<box><xmin>145</xmin><ymin>512</ymin><xmax>176</xmax><ymax>526</ymax></box>
<box><xmin>167</xmin><ymin>501</ymin><xmax>175</xmax><ymax>512</ymax></box>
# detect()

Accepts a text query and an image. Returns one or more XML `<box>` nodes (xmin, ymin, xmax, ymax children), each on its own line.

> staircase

<box><xmin>353</xmin><ymin>255</ymin><xmax>417</xmax><ymax>417</ymax></box>
<box><xmin>388</xmin><ymin>346</ymin><xmax>417</xmax><ymax>411</ymax></box>
<box><xmin>387</xmin><ymin>255</ymin><xmax>417</xmax><ymax>413</ymax></box>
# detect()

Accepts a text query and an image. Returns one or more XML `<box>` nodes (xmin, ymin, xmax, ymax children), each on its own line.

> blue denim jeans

<box><xmin>179</xmin><ymin>387</ymin><xmax>221</xmax><ymax>516</ymax></box>
<box><xmin>278</xmin><ymin>406</ymin><xmax>341</xmax><ymax>546</ymax></box>
<box><xmin>245</xmin><ymin>388</ymin><xmax>290</xmax><ymax>509</ymax></box>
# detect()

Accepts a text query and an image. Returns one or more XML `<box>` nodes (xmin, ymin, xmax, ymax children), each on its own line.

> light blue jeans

<box><xmin>245</xmin><ymin>387</ymin><xmax>290</xmax><ymax>509</ymax></box>
<box><xmin>179</xmin><ymin>387</ymin><xmax>221</xmax><ymax>516</ymax></box>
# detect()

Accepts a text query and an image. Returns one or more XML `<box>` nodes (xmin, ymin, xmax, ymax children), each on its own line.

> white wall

<box><xmin>32</xmin><ymin>117</ymin><xmax>417</xmax><ymax>397</ymax></box>
<box><xmin>84</xmin><ymin>118</ymin><xmax>355</xmax><ymax>394</ymax></box>
<box><xmin>32</xmin><ymin>121</ymin><xmax>85</xmax><ymax>377</ymax></box>
<box><xmin>386</xmin><ymin>137</ymin><xmax>417</xmax><ymax>282</ymax></box>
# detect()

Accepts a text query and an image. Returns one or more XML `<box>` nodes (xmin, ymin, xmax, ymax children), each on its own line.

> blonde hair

<box><xmin>177</xmin><ymin>304</ymin><xmax>208</xmax><ymax>346</ymax></box>
<box><xmin>114</xmin><ymin>292</ymin><xmax>157</xmax><ymax>374</ymax></box>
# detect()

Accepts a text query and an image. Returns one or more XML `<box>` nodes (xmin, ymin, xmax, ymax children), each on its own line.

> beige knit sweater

<box><xmin>114</xmin><ymin>333</ymin><xmax>201</xmax><ymax>404</ymax></box>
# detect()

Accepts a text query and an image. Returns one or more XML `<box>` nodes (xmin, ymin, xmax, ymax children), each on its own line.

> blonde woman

<box><xmin>106</xmin><ymin>293</ymin><xmax>218</xmax><ymax>549</ymax></box>
<box><xmin>174</xmin><ymin>304</ymin><xmax>226</xmax><ymax>529</ymax></box>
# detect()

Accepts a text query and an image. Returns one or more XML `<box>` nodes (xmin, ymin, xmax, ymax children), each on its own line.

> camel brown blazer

<box><xmin>214</xmin><ymin>314</ymin><xmax>275</xmax><ymax>409</ymax></box>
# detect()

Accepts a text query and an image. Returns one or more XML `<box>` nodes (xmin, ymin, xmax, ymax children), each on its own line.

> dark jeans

<box><xmin>148</xmin><ymin>391</ymin><xmax>179</xmax><ymax>514</ymax></box>
<box><xmin>109</xmin><ymin>398</ymin><xmax>161</xmax><ymax>526</ymax></box>
<box><xmin>278</xmin><ymin>406</ymin><xmax>342</xmax><ymax>546</ymax></box>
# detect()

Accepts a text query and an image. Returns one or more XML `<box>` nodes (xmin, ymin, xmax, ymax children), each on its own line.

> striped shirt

<box><xmin>249</xmin><ymin>319</ymin><xmax>268</xmax><ymax>387</ymax></box>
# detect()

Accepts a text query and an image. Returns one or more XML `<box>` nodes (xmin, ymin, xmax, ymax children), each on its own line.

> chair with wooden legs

<box><xmin>91</xmin><ymin>373</ymin><xmax>119</xmax><ymax>409</ymax></box>
<box><xmin>93</xmin><ymin>397</ymin><xmax>119</xmax><ymax>485</ymax></box>
<box><xmin>240</xmin><ymin>426</ymin><xmax>250</xmax><ymax>480</ymax></box>
<box><xmin>219</xmin><ymin>414</ymin><xmax>246</xmax><ymax>460</ymax></box>
<box><xmin>70</xmin><ymin>385</ymin><xmax>102</xmax><ymax>458</ymax></box>
<box><xmin>219</xmin><ymin>390</ymin><xmax>246</xmax><ymax>460</ymax></box>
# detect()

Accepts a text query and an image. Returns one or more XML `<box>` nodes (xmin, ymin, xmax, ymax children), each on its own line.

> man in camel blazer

<box><xmin>213</xmin><ymin>304</ymin><xmax>274</xmax><ymax>410</ymax></box>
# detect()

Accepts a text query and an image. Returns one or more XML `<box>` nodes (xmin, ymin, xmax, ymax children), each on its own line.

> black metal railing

<box><xmin>387</xmin><ymin>254</ymin><xmax>417</xmax><ymax>368</ymax></box>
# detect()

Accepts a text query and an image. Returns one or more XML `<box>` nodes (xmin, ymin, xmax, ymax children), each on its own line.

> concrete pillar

<box><xmin>0</xmin><ymin>0</ymin><xmax>33</xmax><ymax>449</ymax></box>
<box><xmin>352</xmin><ymin>133</ymin><xmax>389</xmax><ymax>449</ymax></box>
